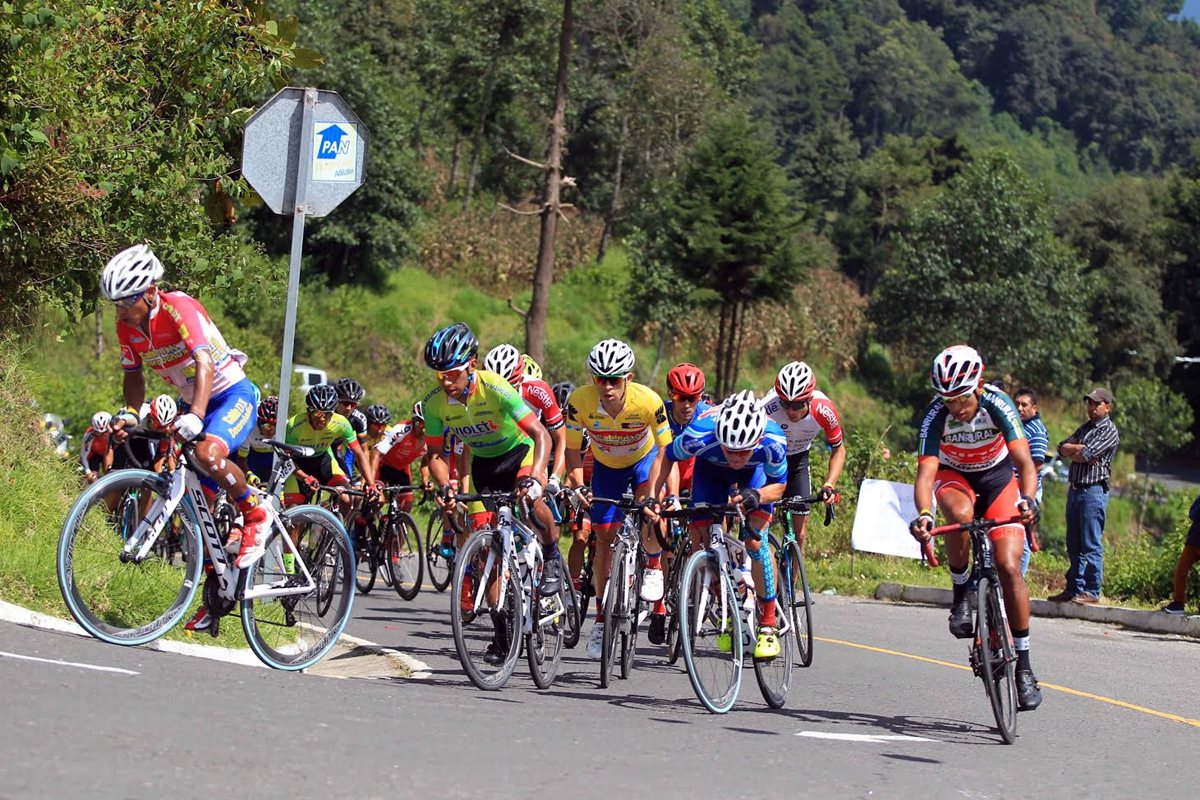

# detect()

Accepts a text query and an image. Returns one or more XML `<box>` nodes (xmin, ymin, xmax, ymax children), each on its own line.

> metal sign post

<box><xmin>242</xmin><ymin>87</ymin><xmax>368</xmax><ymax>459</ymax></box>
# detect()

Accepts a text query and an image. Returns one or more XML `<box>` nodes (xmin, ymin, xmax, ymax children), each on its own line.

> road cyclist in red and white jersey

<box><xmin>101</xmin><ymin>244</ymin><xmax>268</xmax><ymax>573</ymax></box>
<box><xmin>483</xmin><ymin>343</ymin><xmax>567</xmax><ymax>493</ymax></box>
<box><xmin>80</xmin><ymin>411</ymin><xmax>114</xmax><ymax>483</ymax></box>
<box><xmin>758</xmin><ymin>361</ymin><xmax>846</xmax><ymax>553</ymax></box>
<box><xmin>367</xmin><ymin>402</ymin><xmax>427</xmax><ymax>514</ymax></box>
<box><xmin>908</xmin><ymin>345</ymin><xmax>1042</xmax><ymax>711</ymax></box>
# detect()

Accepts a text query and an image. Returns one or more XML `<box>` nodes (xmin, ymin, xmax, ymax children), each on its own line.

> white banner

<box><xmin>851</xmin><ymin>479</ymin><xmax>925</xmax><ymax>560</ymax></box>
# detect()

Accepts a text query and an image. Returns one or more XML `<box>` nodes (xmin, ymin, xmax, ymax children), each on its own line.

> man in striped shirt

<box><xmin>1049</xmin><ymin>388</ymin><xmax>1120</xmax><ymax>605</ymax></box>
<box><xmin>1014</xmin><ymin>387</ymin><xmax>1049</xmax><ymax>575</ymax></box>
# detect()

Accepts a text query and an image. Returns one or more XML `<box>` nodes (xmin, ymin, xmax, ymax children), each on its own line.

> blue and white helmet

<box><xmin>715</xmin><ymin>390</ymin><xmax>767</xmax><ymax>450</ymax></box>
<box><xmin>424</xmin><ymin>323</ymin><xmax>479</xmax><ymax>371</ymax></box>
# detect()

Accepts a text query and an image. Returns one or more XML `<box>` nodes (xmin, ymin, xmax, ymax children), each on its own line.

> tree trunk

<box><xmin>731</xmin><ymin>300</ymin><xmax>747</xmax><ymax>393</ymax></box>
<box><xmin>463</xmin><ymin>60</ymin><xmax>499</xmax><ymax>212</ymax></box>
<box><xmin>649</xmin><ymin>324</ymin><xmax>668</xmax><ymax>387</ymax></box>
<box><xmin>94</xmin><ymin>308</ymin><xmax>103</xmax><ymax>361</ymax></box>
<box><xmin>597</xmin><ymin>114</ymin><xmax>628</xmax><ymax>263</ymax></box>
<box><xmin>715</xmin><ymin>302</ymin><xmax>731</xmax><ymax>398</ymax></box>
<box><xmin>525</xmin><ymin>0</ymin><xmax>573</xmax><ymax>364</ymax></box>
<box><xmin>447</xmin><ymin>131</ymin><xmax>462</xmax><ymax>195</ymax></box>
<box><xmin>722</xmin><ymin>300</ymin><xmax>742</xmax><ymax>398</ymax></box>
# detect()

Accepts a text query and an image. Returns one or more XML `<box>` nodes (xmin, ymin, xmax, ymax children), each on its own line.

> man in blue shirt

<box><xmin>1014</xmin><ymin>387</ymin><xmax>1049</xmax><ymax>576</ymax></box>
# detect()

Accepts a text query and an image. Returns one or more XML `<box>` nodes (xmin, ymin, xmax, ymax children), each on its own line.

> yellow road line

<box><xmin>815</xmin><ymin>636</ymin><xmax>1200</xmax><ymax>730</ymax></box>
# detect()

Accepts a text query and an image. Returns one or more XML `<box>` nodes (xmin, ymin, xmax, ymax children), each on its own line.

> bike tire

<box><xmin>977</xmin><ymin>577</ymin><xmax>1018</xmax><ymax>744</ymax></box>
<box><xmin>355</xmin><ymin>522</ymin><xmax>378</xmax><ymax>595</ymax></box>
<box><xmin>451</xmin><ymin>530</ymin><xmax>522</xmax><ymax>690</ymax></box>
<box><xmin>780</xmin><ymin>538</ymin><xmax>814</xmax><ymax>667</ymax></box>
<box><xmin>425</xmin><ymin>511</ymin><xmax>453</xmax><ymax>592</ymax></box>
<box><xmin>755</xmin><ymin>542</ymin><xmax>794</xmax><ymax>709</ymax></box>
<box><xmin>621</xmin><ymin>547</ymin><xmax>645</xmax><ymax>680</ymax></box>
<box><xmin>562</xmin><ymin>575</ymin><xmax>582</xmax><ymax>649</ymax></box>
<box><xmin>600</xmin><ymin>540</ymin><xmax>625</xmax><ymax>689</ymax></box>
<box><xmin>679</xmin><ymin>548</ymin><xmax>743</xmax><ymax>714</ymax></box>
<box><xmin>665</xmin><ymin>538</ymin><xmax>688</xmax><ymax>665</ymax></box>
<box><xmin>58</xmin><ymin>470</ymin><xmax>202</xmax><ymax>646</ymax></box>
<box><xmin>385</xmin><ymin>512</ymin><xmax>424</xmax><ymax>600</ymax></box>
<box><xmin>240</xmin><ymin>505</ymin><xmax>355</xmax><ymax>670</ymax></box>
<box><xmin>527</xmin><ymin>552</ymin><xmax>564</xmax><ymax>689</ymax></box>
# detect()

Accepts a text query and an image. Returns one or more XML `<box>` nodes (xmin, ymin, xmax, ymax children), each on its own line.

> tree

<box><xmin>1115</xmin><ymin>376</ymin><xmax>1194</xmax><ymax>532</ymax></box>
<box><xmin>871</xmin><ymin>152</ymin><xmax>1092</xmax><ymax>389</ymax></box>
<box><xmin>635</xmin><ymin>112</ymin><xmax>806</xmax><ymax>397</ymax></box>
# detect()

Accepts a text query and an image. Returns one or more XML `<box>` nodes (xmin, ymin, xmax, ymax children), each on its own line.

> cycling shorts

<box><xmin>86</xmin><ymin>454</ymin><xmax>106</xmax><ymax>473</ymax></box>
<box><xmin>691</xmin><ymin>460</ymin><xmax>774</xmax><ymax>529</ymax></box>
<box><xmin>590</xmin><ymin>447</ymin><xmax>656</xmax><ymax>526</ymax></box>
<box><xmin>783</xmin><ymin>450</ymin><xmax>812</xmax><ymax>516</ymax></box>
<box><xmin>179</xmin><ymin>378</ymin><xmax>258</xmax><ymax>455</ymax></box>
<box><xmin>934</xmin><ymin>464</ymin><xmax>1024</xmax><ymax>540</ymax></box>
<box><xmin>676</xmin><ymin>455</ymin><xmax>697</xmax><ymax>494</ymax></box>
<box><xmin>468</xmin><ymin>443</ymin><xmax>534</xmax><ymax>515</ymax></box>
<box><xmin>283</xmin><ymin>457</ymin><xmax>347</xmax><ymax>499</ymax></box>
<box><xmin>243</xmin><ymin>449</ymin><xmax>274</xmax><ymax>484</ymax></box>
<box><xmin>112</xmin><ymin>437</ymin><xmax>156</xmax><ymax>471</ymax></box>
<box><xmin>379</xmin><ymin>464</ymin><xmax>414</xmax><ymax>501</ymax></box>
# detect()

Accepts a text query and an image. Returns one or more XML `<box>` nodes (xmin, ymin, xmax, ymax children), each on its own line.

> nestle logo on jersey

<box><xmin>452</xmin><ymin>421</ymin><xmax>498</xmax><ymax>437</ymax></box>
<box><xmin>944</xmin><ymin>430</ymin><xmax>995</xmax><ymax>445</ymax></box>
<box><xmin>620</xmin><ymin>422</ymin><xmax>643</xmax><ymax>429</ymax></box>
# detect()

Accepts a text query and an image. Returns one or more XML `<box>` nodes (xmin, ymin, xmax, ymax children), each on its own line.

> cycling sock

<box><xmin>1013</xmin><ymin>628</ymin><xmax>1031</xmax><ymax>670</ymax></box>
<box><xmin>652</xmin><ymin>599</ymin><xmax>665</xmax><ymax>615</ymax></box>
<box><xmin>234</xmin><ymin>487</ymin><xmax>259</xmax><ymax>513</ymax></box>
<box><xmin>950</xmin><ymin>564</ymin><xmax>970</xmax><ymax>601</ymax></box>
<box><xmin>646</xmin><ymin>552</ymin><xmax>662</xmax><ymax>569</ymax></box>
<box><xmin>758</xmin><ymin>597</ymin><xmax>777</xmax><ymax>627</ymax></box>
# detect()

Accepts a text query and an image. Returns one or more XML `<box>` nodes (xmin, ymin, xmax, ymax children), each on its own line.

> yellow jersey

<box><xmin>564</xmin><ymin>382</ymin><xmax>672</xmax><ymax>469</ymax></box>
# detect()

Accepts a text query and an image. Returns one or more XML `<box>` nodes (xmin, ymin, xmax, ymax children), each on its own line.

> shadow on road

<box><xmin>757</xmin><ymin>707</ymin><xmax>999</xmax><ymax>746</ymax></box>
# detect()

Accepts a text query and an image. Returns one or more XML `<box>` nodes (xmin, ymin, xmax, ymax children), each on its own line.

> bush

<box><xmin>1105</xmin><ymin>522</ymin><xmax>1197</xmax><ymax>603</ymax></box>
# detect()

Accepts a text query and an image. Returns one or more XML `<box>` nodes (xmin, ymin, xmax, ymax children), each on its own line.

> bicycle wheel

<box><xmin>679</xmin><ymin>549</ymin><xmax>743</xmax><ymax>714</ymax></box>
<box><xmin>451</xmin><ymin>530</ymin><xmax>522</xmax><ymax>689</ymax></box>
<box><xmin>385</xmin><ymin>512</ymin><xmax>424</xmax><ymax>600</ymax></box>
<box><xmin>562</xmin><ymin>574</ymin><xmax>582</xmax><ymax>649</ymax></box>
<box><xmin>977</xmin><ymin>577</ymin><xmax>1018</xmax><ymax>744</ymax></box>
<box><xmin>776</xmin><ymin>537</ymin><xmax>814</xmax><ymax>668</ymax></box>
<box><xmin>527</xmin><ymin>552</ymin><xmax>564</xmax><ymax>689</ymax></box>
<box><xmin>665</xmin><ymin>541</ymin><xmax>687</xmax><ymax>665</ymax></box>
<box><xmin>240</xmin><ymin>505</ymin><xmax>355</xmax><ymax>670</ymax></box>
<box><xmin>58</xmin><ymin>470</ymin><xmax>202</xmax><ymax>646</ymax></box>
<box><xmin>425</xmin><ymin>511</ymin><xmax>453</xmax><ymax>592</ymax></box>
<box><xmin>754</xmin><ymin>545</ymin><xmax>793</xmax><ymax>709</ymax></box>
<box><xmin>621</xmin><ymin>548</ymin><xmax>645</xmax><ymax>680</ymax></box>
<box><xmin>600</xmin><ymin>540</ymin><xmax>626</xmax><ymax>689</ymax></box>
<box><xmin>354</xmin><ymin>522</ymin><xmax>378</xmax><ymax>595</ymax></box>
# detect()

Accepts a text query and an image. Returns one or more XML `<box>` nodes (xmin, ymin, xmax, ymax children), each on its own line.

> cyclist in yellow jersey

<box><xmin>565</xmin><ymin>338</ymin><xmax>672</xmax><ymax>660</ymax></box>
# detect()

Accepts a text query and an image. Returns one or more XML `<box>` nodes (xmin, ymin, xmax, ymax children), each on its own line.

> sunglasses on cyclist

<box><xmin>672</xmin><ymin>392</ymin><xmax>702</xmax><ymax>403</ymax></box>
<box><xmin>780</xmin><ymin>398</ymin><xmax>810</xmax><ymax>411</ymax></box>
<box><xmin>593</xmin><ymin>375</ymin><xmax>626</xmax><ymax>386</ymax></box>
<box><xmin>307</xmin><ymin>409</ymin><xmax>332</xmax><ymax>420</ymax></box>
<box><xmin>438</xmin><ymin>366</ymin><xmax>469</xmax><ymax>381</ymax></box>
<box><xmin>113</xmin><ymin>291</ymin><xmax>145</xmax><ymax>309</ymax></box>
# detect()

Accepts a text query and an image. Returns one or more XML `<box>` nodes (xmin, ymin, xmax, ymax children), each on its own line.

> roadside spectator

<box><xmin>1014</xmin><ymin>387</ymin><xmax>1049</xmax><ymax>576</ymax></box>
<box><xmin>1048</xmin><ymin>388</ymin><xmax>1119</xmax><ymax>605</ymax></box>
<box><xmin>1162</xmin><ymin>494</ymin><xmax>1200</xmax><ymax>615</ymax></box>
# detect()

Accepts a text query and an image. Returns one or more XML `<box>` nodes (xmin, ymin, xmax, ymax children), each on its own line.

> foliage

<box><xmin>871</xmin><ymin>152</ymin><xmax>1093</xmax><ymax>390</ymax></box>
<box><xmin>0</xmin><ymin>0</ymin><xmax>299</xmax><ymax>331</ymax></box>
<box><xmin>1115</xmin><ymin>377</ymin><xmax>1195</xmax><ymax>463</ymax></box>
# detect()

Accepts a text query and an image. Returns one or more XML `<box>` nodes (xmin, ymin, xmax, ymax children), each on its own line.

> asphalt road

<box><xmin>2</xmin><ymin>580</ymin><xmax>1197</xmax><ymax>799</ymax></box>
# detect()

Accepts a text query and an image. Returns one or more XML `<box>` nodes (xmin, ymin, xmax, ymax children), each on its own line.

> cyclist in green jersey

<box><xmin>283</xmin><ymin>384</ymin><xmax>379</xmax><ymax>513</ymax></box>
<box><xmin>421</xmin><ymin>323</ymin><xmax>562</xmax><ymax>604</ymax></box>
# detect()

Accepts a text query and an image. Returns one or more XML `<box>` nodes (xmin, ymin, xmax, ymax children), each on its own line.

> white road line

<box><xmin>796</xmin><ymin>731</ymin><xmax>934</xmax><ymax>743</ymax></box>
<box><xmin>0</xmin><ymin>650</ymin><xmax>140</xmax><ymax>676</ymax></box>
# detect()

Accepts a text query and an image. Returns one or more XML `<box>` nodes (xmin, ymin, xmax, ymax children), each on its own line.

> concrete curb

<box><xmin>310</xmin><ymin>630</ymin><xmax>431</xmax><ymax>680</ymax></box>
<box><xmin>873</xmin><ymin>583</ymin><xmax>1200</xmax><ymax>639</ymax></box>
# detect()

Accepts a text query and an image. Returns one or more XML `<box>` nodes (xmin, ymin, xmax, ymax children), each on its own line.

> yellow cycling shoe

<box><xmin>716</xmin><ymin>632</ymin><xmax>732</xmax><ymax>653</ymax></box>
<box><xmin>754</xmin><ymin>626</ymin><xmax>781</xmax><ymax>660</ymax></box>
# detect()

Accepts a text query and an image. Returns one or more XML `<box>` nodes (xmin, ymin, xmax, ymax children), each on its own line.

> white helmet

<box><xmin>100</xmin><ymin>244</ymin><xmax>163</xmax><ymax>301</ymax></box>
<box><xmin>715</xmin><ymin>390</ymin><xmax>767</xmax><ymax>450</ymax></box>
<box><xmin>483</xmin><ymin>343</ymin><xmax>523</xmax><ymax>384</ymax></box>
<box><xmin>931</xmin><ymin>345</ymin><xmax>984</xmax><ymax>398</ymax></box>
<box><xmin>91</xmin><ymin>411</ymin><xmax>112</xmax><ymax>433</ymax></box>
<box><xmin>774</xmin><ymin>361</ymin><xmax>816</xmax><ymax>402</ymax></box>
<box><xmin>150</xmin><ymin>394</ymin><xmax>177</xmax><ymax>427</ymax></box>
<box><xmin>587</xmin><ymin>339</ymin><xmax>635</xmax><ymax>378</ymax></box>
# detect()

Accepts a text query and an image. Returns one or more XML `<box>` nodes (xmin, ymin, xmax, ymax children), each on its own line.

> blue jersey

<box><xmin>664</xmin><ymin>399</ymin><xmax>713</xmax><ymax>438</ymax></box>
<box><xmin>666</xmin><ymin>409</ymin><xmax>788</xmax><ymax>481</ymax></box>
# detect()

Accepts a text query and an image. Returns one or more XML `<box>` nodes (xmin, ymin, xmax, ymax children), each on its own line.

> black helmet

<box><xmin>306</xmin><ymin>384</ymin><xmax>338</xmax><ymax>412</ymax></box>
<box><xmin>257</xmin><ymin>395</ymin><xmax>279</xmax><ymax>424</ymax></box>
<box><xmin>334</xmin><ymin>377</ymin><xmax>365</xmax><ymax>403</ymax></box>
<box><xmin>424</xmin><ymin>322</ymin><xmax>478</xmax><ymax>371</ymax></box>
<box><xmin>365</xmin><ymin>403</ymin><xmax>391</xmax><ymax>425</ymax></box>
<box><xmin>552</xmin><ymin>381</ymin><xmax>574</xmax><ymax>409</ymax></box>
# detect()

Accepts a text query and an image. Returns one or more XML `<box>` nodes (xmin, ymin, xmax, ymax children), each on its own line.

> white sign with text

<box><xmin>851</xmin><ymin>479</ymin><xmax>924</xmax><ymax>560</ymax></box>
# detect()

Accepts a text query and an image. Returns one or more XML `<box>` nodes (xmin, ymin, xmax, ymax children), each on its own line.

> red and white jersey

<box><xmin>520</xmin><ymin>378</ymin><xmax>565</xmax><ymax>430</ymax></box>
<box><xmin>117</xmin><ymin>291</ymin><xmax>247</xmax><ymax>404</ymax></box>
<box><xmin>759</xmin><ymin>389</ymin><xmax>844</xmax><ymax>456</ymax></box>
<box><xmin>376</xmin><ymin>420</ymin><xmax>427</xmax><ymax>470</ymax></box>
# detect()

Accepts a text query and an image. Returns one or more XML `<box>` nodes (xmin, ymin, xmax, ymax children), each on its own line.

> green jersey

<box><xmin>423</xmin><ymin>369</ymin><xmax>533</xmax><ymax>458</ymax></box>
<box><xmin>285</xmin><ymin>412</ymin><xmax>356</xmax><ymax>472</ymax></box>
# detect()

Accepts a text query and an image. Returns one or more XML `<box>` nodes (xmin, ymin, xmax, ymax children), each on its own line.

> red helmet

<box><xmin>667</xmin><ymin>363</ymin><xmax>705</xmax><ymax>396</ymax></box>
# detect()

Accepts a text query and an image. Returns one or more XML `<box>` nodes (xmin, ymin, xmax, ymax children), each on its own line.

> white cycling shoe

<box><xmin>640</xmin><ymin>568</ymin><xmax>664</xmax><ymax>602</ymax></box>
<box><xmin>586</xmin><ymin>623</ymin><xmax>605</xmax><ymax>660</ymax></box>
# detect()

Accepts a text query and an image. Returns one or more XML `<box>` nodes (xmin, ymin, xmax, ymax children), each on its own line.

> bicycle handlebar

<box><xmin>776</xmin><ymin>493</ymin><xmax>837</xmax><ymax>527</ymax></box>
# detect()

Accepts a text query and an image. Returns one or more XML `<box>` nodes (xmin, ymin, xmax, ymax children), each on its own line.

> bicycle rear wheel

<box><xmin>600</xmin><ymin>540</ymin><xmax>626</xmax><ymax>689</ymax></box>
<box><xmin>354</xmin><ymin>522</ymin><xmax>378</xmax><ymax>595</ymax></box>
<box><xmin>621</xmin><ymin>548</ymin><xmax>644</xmax><ymax>680</ymax></box>
<box><xmin>679</xmin><ymin>549</ymin><xmax>743</xmax><ymax>714</ymax></box>
<box><xmin>977</xmin><ymin>577</ymin><xmax>1018</xmax><ymax>743</ymax></box>
<box><xmin>754</xmin><ymin>546</ymin><xmax>794</xmax><ymax>708</ymax></box>
<box><xmin>527</xmin><ymin>551</ymin><xmax>564</xmax><ymax>689</ymax></box>
<box><xmin>385</xmin><ymin>512</ymin><xmax>424</xmax><ymax>600</ymax></box>
<box><xmin>240</xmin><ymin>505</ymin><xmax>355</xmax><ymax>670</ymax></box>
<box><xmin>58</xmin><ymin>470</ymin><xmax>202</xmax><ymax>646</ymax></box>
<box><xmin>451</xmin><ymin>530</ymin><xmax>522</xmax><ymax>689</ymax></box>
<box><xmin>425</xmin><ymin>511</ymin><xmax>453</xmax><ymax>592</ymax></box>
<box><xmin>561</xmin><ymin>575</ymin><xmax>582</xmax><ymax>649</ymax></box>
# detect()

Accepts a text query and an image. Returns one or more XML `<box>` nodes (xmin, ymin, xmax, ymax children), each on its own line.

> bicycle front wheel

<box><xmin>354</xmin><ymin>523</ymin><xmax>378</xmax><ymax>595</ymax></box>
<box><xmin>599</xmin><ymin>540</ymin><xmax>626</xmax><ymax>689</ymax></box>
<box><xmin>425</xmin><ymin>511</ymin><xmax>452</xmax><ymax>592</ymax></box>
<box><xmin>385</xmin><ymin>512</ymin><xmax>424</xmax><ymax>600</ymax></box>
<box><xmin>527</xmin><ymin>552</ymin><xmax>564</xmax><ymax>689</ymax></box>
<box><xmin>240</xmin><ymin>505</ymin><xmax>355</xmax><ymax>671</ymax></box>
<box><xmin>451</xmin><ymin>530</ymin><xmax>522</xmax><ymax>689</ymax></box>
<box><xmin>561</xmin><ymin>574</ymin><xmax>582</xmax><ymax>649</ymax></box>
<box><xmin>754</xmin><ymin>546</ymin><xmax>794</xmax><ymax>709</ymax></box>
<box><xmin>679</xmin><ymin>549</ymin><xmax>743</xmax><ymax>714</ymax></box>
<box><xmin>58</xmin><ymin>470</ymin><xmax>202</xmax><ymax>646</ymax></box>
<box><xmin>977</xmin><ymin>577</ymin><xmax>1018</xmax><ymax>743</ymax></box>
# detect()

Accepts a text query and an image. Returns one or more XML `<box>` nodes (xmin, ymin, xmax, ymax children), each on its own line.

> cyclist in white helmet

<box><xmin>80</xmin><ymin>411</ymin><xmax>114</xmax><ymax>483</ymax></box>
<box><xmin>909</xmin><ymin>344</ymin><xmax>1042</xmax><ymax>711</ymax></box>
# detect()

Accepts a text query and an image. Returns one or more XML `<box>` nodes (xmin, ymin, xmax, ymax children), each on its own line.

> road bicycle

<box><xmin>667</xmin><ymin>502</ymin><xmax>795</xmax><ymax>714</ymax></box>
<box><xmin>590</xmin><ymin>496</ymin><xmax>648</xmax><ymax>689</ymax></box>
<box><xmin>57</xmin><ymin>429</ymin><xmax>355</xmax><ymax>671</ymax></box>
<box><xmin>322</xmin><ymin>484</ymin><xmax>424</xmax><ymax>599</ymax></box>
<box><xmin>928</xmin><ymin>515</ymin><xmax>1025</xmax><ymax>744</ymax></box>
<box><xmin>424</xmin><ymin>490</ymin><xmax>463</xmax><ymax>593</ymax></box>
<box><xmin>449</xmin><ymin>490</ymin><xmax>571</xmax><ymax>690</ymax></box>
<box><xmin>768</xmin><ymin>493</ymin><xmax>836</xmax><ymax>668</ymax></box>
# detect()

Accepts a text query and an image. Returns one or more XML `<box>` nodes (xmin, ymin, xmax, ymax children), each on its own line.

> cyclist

<box><xmin>484</xmin><ymin>343</ymin><xmax>567</xmax><ymax>490</ymax></box>
<box><xmin>282</xmin><ymin>384</ymin><xmax>379</xmax><ymax>515</ymax></box>
<box><xmin>565</xmin><ymin>339</ymin><xmax>671</xmax><ymax>659</ymax></box>
<box><xmin>553</xmin><ymin>381</ymin><xmax>594</xmax><ymax>587</ymax></box>
<box><xmin>367</xmin><ymin>402</ymin><xmax>425</xmax><ymax>514</ymax></box>
<box><xmin>235</xmin><ymin>395</ymin><xmax>279</xmax><ymax>485</ymax></box>
<box><xmin>653</xmin><ymin>390</ymin><xmax>789</xmax><ymax>659</ymax></box>
<box><xmin>422</xmin><ymin>323</ymin><xmax>559</xmax><ymax>664</ymax></box>
<box><xmin>145</xmin><ymin>394</ymin><xmax>181</xmax><ymax>473</ymax></box>
<box><xmin>101</xmin><ymin>244</ymin><xmax>265</xmax><ymax>570</ymax></box>
<box><xmin>759</xmin><ymin>361</ymin><xmax>845</xmax><ymax>553</ymax></box>
<box><xmin>908</xmin><ymin>345</ymin><xmax>1042</xmax><ymax>711</ymax></box>
<box><xmin>333</xmin><ymin>377</ymin><xmax>369</xmax><ymax>479</ymax></box>
<box><xmin>80</xmin><ymin>411</ymin><xmax>114</xmax><ymax>483</ymax></box>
